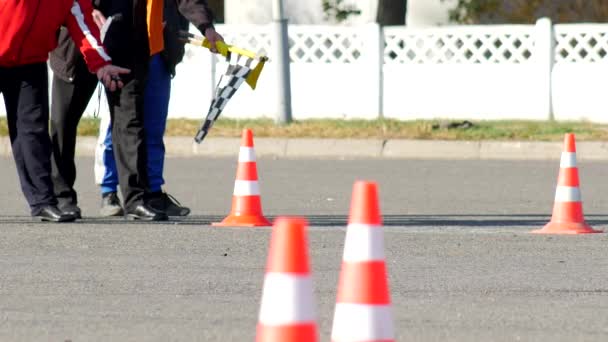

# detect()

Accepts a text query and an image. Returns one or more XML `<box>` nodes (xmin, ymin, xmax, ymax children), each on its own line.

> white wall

<box><xmin>2</xmin><ymin>21</ymin><xmax>608</xmax><ymax>123</ymax></box>
<box><xmin>224</xmin><ymin>0</ymin><xmax>456</xmax><ymax>27</ymax></box>
<box><xmin>406</xmin><ymin>0</ymin><xmax>455</xmax><ymax>27</ymax></box>
<box><xmin>383</xmin><ymin>64</ymin><xmax>547</xmax><ymax>121</ymax></box>
<box><xmin>552</xmin><ymin>64</ymin><xmax>608</xmax><ymax>122</ymax></box>
<box><xmin>224</xmin><ymin>0</ymin><xmax>378</xmax><ymax>25</ymax></box>
<box><xmin>173</xmin><ymin>22</ymin><xmax>608</xmax><ymax>123</ymax></box>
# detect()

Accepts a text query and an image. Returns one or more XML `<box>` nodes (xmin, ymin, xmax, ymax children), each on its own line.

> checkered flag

<box><xmin>177</xmin><ymin>31</ymin><xmax>267</xmax><ymax>143</ymax></box>
<box><xmin>194</xmin><ymin>52</ymin><xmax>261</xmax><ymax>143</ymax></box>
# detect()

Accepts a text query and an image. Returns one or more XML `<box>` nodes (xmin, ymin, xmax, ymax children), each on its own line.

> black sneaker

<box><xmin>57</xmin><ymin>198</ymin><xmax>82</xmax><ymax>219</ymax></box>
<box><xmin>126</xmin><ymin>204</ymin><xmax>168</xmax><ymax>221</ymax></box>
<box><xmin>100</xmin><ymin>192</ymin><xmax>124</xmax><ymax>217</ymax></box>
<box><xmin>148</xmin><ymin>192</ymin><xmax>191</xmax><ymax>217</ymax></box>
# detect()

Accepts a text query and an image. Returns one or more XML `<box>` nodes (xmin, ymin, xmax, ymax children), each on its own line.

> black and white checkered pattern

<box><xmin>194</xmin><ymin>52</ymin><xmax>259</xmax><ymax>143</ymax></box>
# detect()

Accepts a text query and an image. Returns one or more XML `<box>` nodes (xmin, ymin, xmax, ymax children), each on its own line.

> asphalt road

<box><xmin>1</xmin><ymin>157</ymin><xmax>608</xmax><ymax>341</ymax></box>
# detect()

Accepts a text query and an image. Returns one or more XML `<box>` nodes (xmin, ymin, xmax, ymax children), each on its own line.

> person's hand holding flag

<box><xmin>203</xmin><ymin>26</ymin><xmax>224</xmax><ymax>53</ymax></box>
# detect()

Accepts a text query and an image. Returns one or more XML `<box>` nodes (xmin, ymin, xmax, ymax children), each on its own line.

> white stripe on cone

<box><xmin>560</xmin><ymin>152</ymin><xmax>577</xmax><ymax>168</ymax></box>
<box><xmin>233</xmin><ymin>180</ymin><xmax>260</xmax><ymax>196</ymax></box>
<box><xmin>238</xmin><ymin>147</ymin><xmax>256</xmax><ymax>162</ymax></box>
<box><xmin>554</xmin><ymin>186</ymin><xmax>581</xmax><ymax>202</ymax></box>
<box><xmin>342</xmin><ymin>224</ymin><xmax>386</xmax><ymax>262</ymax></box>
<box><xmin>258</xmin><ymin>273</ymin><xmax>316</xmax><ymax>325</ymax></box>
<box><xmin>331</xmin><ymin>303</ymin><xmax>394</xmax><ymax>341</ymax></box>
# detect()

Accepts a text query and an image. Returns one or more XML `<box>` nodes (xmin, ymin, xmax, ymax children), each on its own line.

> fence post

<box><xmin>272</xmin><ymin>0</ymin><xmax>293</xmax><ymax>125</ymax></box>
<box><xmin>362</xmin><ymin>23</ymin><xmax>384</xmax><ymax>119</ymax></box>
<box><xmin>210</xmin><ymin>52</ymin><xmax>217</xmax><ymax>98</ymax></box>
<box><xmin>535</xmin><ymin>17</ymin><xmax>554</xmax><ymax>120</ymax></box>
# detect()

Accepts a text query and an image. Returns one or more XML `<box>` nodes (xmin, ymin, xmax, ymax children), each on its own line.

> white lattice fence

<box><xmin>198</xmin><ymin>24</ymin><xmax>376</xmax><ymax>119</ymax></box>
<box><xmin>288</xmin><ymin>26</ymin><xmax>365</xmax><ymax>63</ymax></box>
<box><xmin>211</xmin><ymin>24</ymin><xmax>367</xmax><ymax>64</ymax></box>
<box><xmin>213</xmin><ymin>23</ymin><xmax>608</xmax><ymax>65</ymax></box>
<box><xmin>215</xmin><ymin>24</ymin><xmax>273</xmax><ymax>57</ymax></box>
<box><xmin>384</xmin><ymin>26</ymin><xmax>535</xmax><ymax>64</ymax></box>
<box><xmin>3</xmin><ymin>21</ymin><xmax>608</xmax><ymax>121</ymax></box>
<box><xmin>554</xmin><ymin>24</ymin><xmax>608</xmax><ymax>63</ymax></box>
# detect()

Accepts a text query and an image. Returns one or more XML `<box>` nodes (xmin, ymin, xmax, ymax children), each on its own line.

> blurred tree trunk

<box><xmin>207</xmin><ymin>0</ymin><xmax>224</xmax><ymax>23</ymax></box>
<box><xmin>376</xmin><ymin>0</ymin><xmax>407</xmax><ymax>26</ymax></box>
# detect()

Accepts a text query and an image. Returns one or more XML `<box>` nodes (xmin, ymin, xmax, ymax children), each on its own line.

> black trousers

<box><xmin>105</xmin><ymin>69</ymin><xmax>150</xmax><ymax>210</ymax></box>
<box><xmin>50</xmin><ymin>57</ymin><xmax>99</xmax><ymax>206</ymax></box>
<box><xmin>51</xmin><ymin>57</ymin><xmax>150</xmax><ymax>211</ymax></box>
<box><xmin>94</xmin><ymin>0</ymin><xmax>151</xmax><ymax>210</ymax></box>
<box><xmin>0</xmin><ymin>63</ymin><xmax>56</xmax><ymax>215</ymax></box>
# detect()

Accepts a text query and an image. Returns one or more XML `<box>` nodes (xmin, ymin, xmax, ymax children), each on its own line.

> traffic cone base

<box><xmin>256</xmin><ymin>324</ymin><xmax>317</xmax><ymax>342</ymax></box>
<box><xmin>213</xmin><ymin>214</ymin><xmax>272</xmax><ymax>227</ymax></box>
<box><xmin>532</xmin><ymin>221</ymin><xmax>601</xmax><ymax>235</ymax></box>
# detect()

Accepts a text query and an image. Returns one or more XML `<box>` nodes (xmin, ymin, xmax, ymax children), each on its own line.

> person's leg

<box><xmin>94</xmin><ymin>111</ymin><xmax>120</xmax><ymax>195</ymax></box>
<box><xmin>94</xmin><ymin>2</ymin><xmax>164</xmax><ymax>220</ymax></box>
<box><xmin>0</xmin><ymin>64</ymin><xmax>74</xmax><ymax>222</ymax></box>
<box><xmin>105</xmin><ymin>70</ymin><xmax>166</xmax><ymax>221</ymax></box>
<box><xmin>50</xmin><ymin>57</ymin><xmax>99</xmax><ymax>216</ymax></box>
<box><xmin>93</xmin><ymin>109</ymin><xmax>123</xmax><ymax>216</ymax></box>
<box><xmin>143</xmin><ymin>54</ymin><xmax>170</xmax><ymax>193</ymax></box>
<box><xmin>144</xmin><ymin>54</ymin><xmax>190</xmax><ymax>216</ymax></box>
<box><xmin>108</xmin><ymin>77</ymin><xmax>146</xmax><ymax>209</ymax></box>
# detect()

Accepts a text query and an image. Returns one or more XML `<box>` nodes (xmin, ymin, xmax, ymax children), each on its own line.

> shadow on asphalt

<box><xmin>302</xmin><ymin>214</ymin><xmax>608</xmax><ymax>228</ymax></box>
<box><xmin>3</xmin><ymin>214</ymin><xmax>608</xmax><ymax>228</ymax></box>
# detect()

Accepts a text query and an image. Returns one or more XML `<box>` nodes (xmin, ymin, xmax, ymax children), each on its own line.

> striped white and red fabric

<box><xmin>331</xmin><ymin>181</ymin><xmax>395</xmax><ymax>342</ymax></box>
<box><xmin>533</xmin><ymin>133</ymin><xmax>601</xmax><ymax>234</ymax></box>
<box><xmin>66</xmin><ymin>0</ymin><xmax>112</xmax><ymax>72</ymax></box>
<box><xmin>257</xmin><ymin>217</ymin><xmax>318</xmax><ymax>342</ymax></box>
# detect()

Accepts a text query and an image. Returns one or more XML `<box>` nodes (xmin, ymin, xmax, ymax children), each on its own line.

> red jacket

<box><xmin>0</xmin><ymin>0</ymin><xmax>111</xmax><ymax>72</ymax></box>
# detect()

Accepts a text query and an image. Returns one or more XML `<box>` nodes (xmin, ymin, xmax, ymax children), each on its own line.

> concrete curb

<box><xmin>2</xmin><ymin>136</ymin><xmax>608</xmax><ymax>160</ymax></box>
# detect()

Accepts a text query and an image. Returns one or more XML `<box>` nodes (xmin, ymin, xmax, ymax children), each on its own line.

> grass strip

<box><xmin>1</xmin><ymin>117</ymin><xmax>607</xmax><ymax>141</ymax></box>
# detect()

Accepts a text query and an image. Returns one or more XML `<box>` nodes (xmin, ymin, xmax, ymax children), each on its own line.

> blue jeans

<box><xmin>95</xmin><ymin>54</ymin><xmax>171</xmax><ymax>194</ymax></box>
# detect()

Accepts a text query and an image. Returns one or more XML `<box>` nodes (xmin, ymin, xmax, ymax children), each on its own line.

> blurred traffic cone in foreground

<box><xmin>532</xmin><ymin>133</ymin><xmax>601</xmax><ymax>234</ymax></box>
<box><xmin>331</xmin><ymin>181</ymin><xmax>394</xmax><ymax>342</ymax></box>
<box><xmin>256</xmin><ymin>217</ymin><xmax>318</xmax><ymax>342</ymax></box>
<box><xmin>213</xmin><ymin>129</ymin><xmax>271</xmax><ymax>227</ymax></box>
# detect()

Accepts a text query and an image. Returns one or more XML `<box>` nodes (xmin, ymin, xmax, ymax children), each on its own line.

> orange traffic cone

<box><xmin>256</xmin><ymin>217</ymin><xmax>318</xmax><ymax>342</ymax></box>
<box><xmin>213</xmin><ymin>129</ymin><xmax>271</xmax><ymax>227</ymax></box>
<box><xmin>331</xmin><ymin>181</ymin><xmax>394</xmax><ymax>342</ymax></box>
<box><xmin>532</xmin><ymin>133</ymin><xmax>601</xmax><ymax>234</ymax></box>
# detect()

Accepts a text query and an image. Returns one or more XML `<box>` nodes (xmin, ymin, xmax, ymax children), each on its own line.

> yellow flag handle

<box><xmin>182</xmin><ymin>31</ymin><xmax>267</xmax><ymax>61</ymax></box>
<box><xmin>203</xmin><ymin>40</ymin><xmax>260</xmax><ymax>60</ymax></box>
<box><xmin>179</xmin><ymin>31</ymin><xmax>268</xmax><ymax>90</ymax></box>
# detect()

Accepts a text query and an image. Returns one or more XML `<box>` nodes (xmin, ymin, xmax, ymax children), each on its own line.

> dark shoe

<box><xmin>126</xmin><ymin>204</ymin><xmax>168</xmax><ymax>221</ymax></box>
<box><xmin>57</xmin><ymin>199</ymin><xmax>82</xmax><ymax>219</ymax></box>
<box><xmin>148</xmin><ymin>192</ymin><xmax>191</xmax><ymax>217</ymax></box>
<box><xmin>33</xmin><ymin>205</ymin><xmax>76</xmax><ymax>223</ymax></box>
<box><xmin>100</xmin><ymin>192</ymin><xmax>124</xmax><ymax>217</ymax></box>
